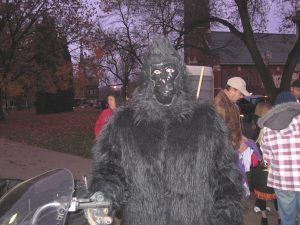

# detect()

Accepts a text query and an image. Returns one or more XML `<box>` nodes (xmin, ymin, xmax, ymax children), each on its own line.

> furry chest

<box><xmin>120</xmin><ymin>120</ymin><xmax>207</xmax><ymax>193</ymax></box>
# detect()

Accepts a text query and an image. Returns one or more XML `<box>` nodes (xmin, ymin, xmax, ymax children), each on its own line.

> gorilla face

<box><xmin>150</xmin><ymin>62</ymin><xmax>178</xmax><ymax>105</ymax></box>
<box><xmin>132</xmin><ymin>38</ymin><xmax>191</xmax><ymax>122</ymax></box>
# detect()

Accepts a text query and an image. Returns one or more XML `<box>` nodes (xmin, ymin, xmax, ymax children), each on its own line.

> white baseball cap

<box><xmin>227</xmin><ymin>77</ymin><xmax>250</xmax><ymax>96</ymax></box>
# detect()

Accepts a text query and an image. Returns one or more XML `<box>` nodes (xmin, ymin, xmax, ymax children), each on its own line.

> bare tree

<box><xmin>91</xmin><ymin>0</ymin><xmax>185</xmax><ymax>100</ymax></box>
<box><xmin>97</xmin><ymin>0</ymin><xmax>300</xmax><ymax>99</ymax></box>
<box><xmin>168</xmin><ymin>0</ymin><xmax>300</xmax><ymax>98</ymax></box>
<box><xmin>86</xmin><ymin>0</ymin><xmax>148</xmax><ymax>99</ymax></box>
<box><xmin>209</xmin><ymin>0</ymin><xmax>300</xmax><ymax>97</ymax></box>
<box><xmin>92</xmin><ymin>35</ymin><xmax>139</xmax><ymax>100</ymax></box>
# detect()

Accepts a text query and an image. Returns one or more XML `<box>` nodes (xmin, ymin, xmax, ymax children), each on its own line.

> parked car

<box><xmin>237</xmin><ymin>95</ymin><xmax>269</xmax><ymax>122</ymax></box>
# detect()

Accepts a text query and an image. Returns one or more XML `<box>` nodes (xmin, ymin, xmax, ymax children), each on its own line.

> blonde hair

<box><xmin>255</xmin><ymin>101</ymin><xmax>272</xmax><ymax>144</ymax></box>
<box><xmin>256</xmin><ymin>128</ymin><xmax>265</xmax><ymax>145</ymax></box>
<box><xmin>254</xmin><ymin>101</ymin><xmax>272</xmax><ymax>117</ymax></box>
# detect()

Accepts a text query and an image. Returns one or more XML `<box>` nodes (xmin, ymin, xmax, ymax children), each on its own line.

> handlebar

<box><xmin>69</xmin><ymin>197</ymin><xmax>111</xmax><ymax>211</ymax></box>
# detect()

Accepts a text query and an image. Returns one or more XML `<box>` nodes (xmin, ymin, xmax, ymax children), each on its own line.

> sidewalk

<box><xmin>0</xmin><ymin>138</ymin><xmax>92</xmax><ymax>180</ymax></box>
<box><xmin>243</xmin><ymin>194</ymin><xmax>279</xmax><ymax>225</ymax></box>
<box><xmin>0</xmin><ymin>138</ymin><xmax>279</xmax><ymax>225</ymax></box>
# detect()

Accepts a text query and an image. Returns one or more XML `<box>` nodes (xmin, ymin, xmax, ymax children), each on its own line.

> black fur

<box><xmin>89</xmin><ymin>38</ymin><xmax>244</xmax><ymax>225</ymax></box>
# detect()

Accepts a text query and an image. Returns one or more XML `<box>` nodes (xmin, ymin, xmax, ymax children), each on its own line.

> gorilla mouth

<box><xmin>159</xmin><ymin>85</ymin><xmax>174</xmax><ymax>95</ymax></box>
<box><xmin>155</xmin><ymin>93</ymin><xmax>174</xmax><ymax>105</ymax></box>
<box><xmin>162</xmin><ymin>89</ymin><xmax>173</xmax><ymax>96</ymax></box>
<box><xmin>153</xmin><ymin>83</ymin><xmax>176</xmax><ymax>105</ymax></box>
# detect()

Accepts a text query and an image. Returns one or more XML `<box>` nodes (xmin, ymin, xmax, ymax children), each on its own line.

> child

<box><xmin>251</xmin><ymin>102</ymin><xmax>280</xmax><ymax>225</ymax></box>
<box><xmin>239</xmin><ymin>136</ymin><xmax>260</xmax><ymax>197</ymax></box>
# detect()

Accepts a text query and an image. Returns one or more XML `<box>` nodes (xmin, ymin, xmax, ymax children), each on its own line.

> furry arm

<box><xmin>89</xmin><ymin>122</ymin><xmax>130</xmax><ymax>213</ymax></box>
<box><xmin>208</xmin><ymin>116</ymin><xmax>244</xmax><ymax>225</ymax></box>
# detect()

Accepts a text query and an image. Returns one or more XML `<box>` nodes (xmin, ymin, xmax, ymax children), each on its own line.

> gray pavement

<box><xmin>243</xmin><ymin>194</ymin><xmax>279</xmax><ymax>225</ymax></box>
<box><xmin>0</xmin><ymin>138</ymin><xmax>92</xmax><ymax>180</ymax></box>
<box><xmin>0</xmin><ymin>138</ymin><xmax>280</xmax><ymax>225</ymax></box>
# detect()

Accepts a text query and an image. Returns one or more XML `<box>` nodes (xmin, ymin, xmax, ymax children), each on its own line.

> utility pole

<box><xmin>184</xmin><ymin>0</ymin><xmax>212</xmax><ymax>66</ymax></box>
<box><xmin>293</xmin><ymin>0</ymin><xmax>300</xmax><ymax>34</ymax></box>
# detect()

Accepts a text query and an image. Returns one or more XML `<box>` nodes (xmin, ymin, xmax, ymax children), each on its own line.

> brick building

<box><xmin>185</xmin><ymin>30</ymin><xmax>300</xmax><ymax>96</ymax></box>
<box><xmin>183</xmin><ymin>0</ymin><xmax>300</xmax><ymax>96</ymax></box>
<box><xmin>206</xmin><ymin>32</ymin><xmax>300</xmax><ymax>95</ymax></box>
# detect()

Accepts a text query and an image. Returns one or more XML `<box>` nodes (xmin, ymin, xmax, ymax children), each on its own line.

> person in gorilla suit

<box><xmin>88</xmin><ymin>38</ymin><xmax>243</xmax><ymax>225</ymax></box>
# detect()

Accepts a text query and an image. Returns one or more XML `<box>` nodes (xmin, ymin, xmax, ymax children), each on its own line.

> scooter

<box><xmin>0</xmin><ymin>168</ymin><xmax>112</xmax><ymax>225</ymax></box>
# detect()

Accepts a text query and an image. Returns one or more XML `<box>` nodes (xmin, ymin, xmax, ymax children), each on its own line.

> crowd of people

<box><xmin>214</xmin><ymin>77</ymin><xmax>300</xmax><ymax>225</ymax></box>
<box><xmin>90</xmin><ymin>38</ymin><xmax>300</xmax><ymax>225</ymax></box>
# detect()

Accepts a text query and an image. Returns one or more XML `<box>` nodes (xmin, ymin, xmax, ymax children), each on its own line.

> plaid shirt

<box><xmin>261</xmin><ymin>115</ymin><xmax>300</xmax><ymax>191</ymax></box>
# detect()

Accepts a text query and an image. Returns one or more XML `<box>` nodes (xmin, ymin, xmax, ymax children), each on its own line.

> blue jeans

<box><xmin>275</xmin><ymin>189</ymin><xmax>300</xmax><ymax>225</ymax></box>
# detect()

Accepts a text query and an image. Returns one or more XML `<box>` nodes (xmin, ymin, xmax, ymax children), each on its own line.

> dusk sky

<box><xmin>267</xmin><ymin>3</ymin><xmax>283</xmax><ymax>33</ymax></box>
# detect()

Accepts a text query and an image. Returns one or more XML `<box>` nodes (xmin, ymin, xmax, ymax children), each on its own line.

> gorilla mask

<box><xmin>132</xmin><ymin>38</ymin><xmax>191</xmax><ymax>122</ymax></box>
<box><xmin>150</xmin><ymin>62</ymin><xmax>178</xmax><ymax>105</ymax></box>
<box><xmin>139</xmin><ymin>37</ymin><xmax>188</xmax><ymax>107</ymax></box>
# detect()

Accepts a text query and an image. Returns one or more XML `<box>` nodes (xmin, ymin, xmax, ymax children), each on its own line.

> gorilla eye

<box><xmin>166</xmin><ymin>67</ymin><xmax>175</xmax><ymax>73</ymax></box>
<box><xmin>153</xmin><ymin>69</ymin><xmax>162</xmax><ymax>75</ymax></box>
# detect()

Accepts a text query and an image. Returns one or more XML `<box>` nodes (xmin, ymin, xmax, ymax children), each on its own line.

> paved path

<box><xmin>0</xmin><ymin>138</ymin><xmax>280</xmax><ymax>225</ymax></box>
<box><xmin>0</xmin><ymin>138</ymin><xmax>92</xmax><ymax>180</ymax></box>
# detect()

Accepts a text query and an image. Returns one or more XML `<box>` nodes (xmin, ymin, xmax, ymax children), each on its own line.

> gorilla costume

<box><xmin>88</xmin><ymin>38</ymin><xmax>244</xmax><ymax>225</ymax></box>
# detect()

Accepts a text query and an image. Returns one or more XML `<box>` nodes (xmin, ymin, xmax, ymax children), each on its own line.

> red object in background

<box><xmin>251</xmin><ymin>152</ymin><xmax>259</xmax><ymax>168</ymax></box>
<box><xmin>94</xmin><ymin>108</ymin><xmax>114</xmax><ymax>137</ymax></box>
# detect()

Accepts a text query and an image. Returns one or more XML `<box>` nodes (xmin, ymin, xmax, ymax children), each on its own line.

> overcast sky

<box><xmin>267</xmin><ymin>2</ymin><xmax>282</xmax><ymax>33</ymax></box>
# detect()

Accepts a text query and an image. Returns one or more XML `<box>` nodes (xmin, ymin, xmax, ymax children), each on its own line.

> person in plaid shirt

<box><xmin>258</xmin><ymin>91</ymin><xmax>300</xmax><ymax>225</ymax></box>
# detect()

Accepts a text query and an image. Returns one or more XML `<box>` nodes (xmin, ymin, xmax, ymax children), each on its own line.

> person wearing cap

<box><xmin>214</xmin><ymin>76</ymin><xmax>250</xmax><ymax>150</ymax></box>
<box><xmin>290</xmin><ymin>79</ymin><xmax>300</xmax><ymax>102</ymax></box>
<box><xmin>258</xmin><ymin>92</ymin><xmax>300</xmax><ymax>225</ymax></box>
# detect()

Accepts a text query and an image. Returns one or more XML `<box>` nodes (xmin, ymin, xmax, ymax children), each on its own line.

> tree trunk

<box><xmin>235</xmin><ymin>0</ymin><xmax>277</xmax><ymax>99</ymax></box>
<box><xmin>122</xmin><ymin>83</ymin><xmax>128</xmax><ymax>101</ymax></box>
<box><xmin>0</xmin><ymin>89</ymin><xmax>5</xmax><ymax>121</ymax></box>
<box><xmin>121</xmin><ymin>76</ymin><xmax>130</xmax><ymax>101</ymax></box>
<box><xmin>280</xmin><ymin>22</ymin><xmax>300</xmax><ymax>90</ymax></box>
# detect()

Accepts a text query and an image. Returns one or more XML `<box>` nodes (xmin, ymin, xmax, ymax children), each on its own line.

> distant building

<box><xmin>74</xmin><ymin>75</ymin><xmax>123</xmax><ymax>107</ymax></box>
<box><xmin>84</xmin><ymin>79</ymin><xmax>100</xmax><ymax>106</ymax></box>
<box><xmin>206</xmin><ymin>32</ymin><xmax>300</xmax><ymax>95</ymax></box>
<box><xmin>184</xmin><ymin>0</ymin><xmax>300</xmax><ymax>96</ymax></box>
<box><xmin>74</xmin><ymin>43</ymin><xmax>105</xmax><ymax>107</ymax></box>
<box><xmin>184</xmin><ymin>30</ymin><xmax>300</xmax><ymax>96</ymax></box>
